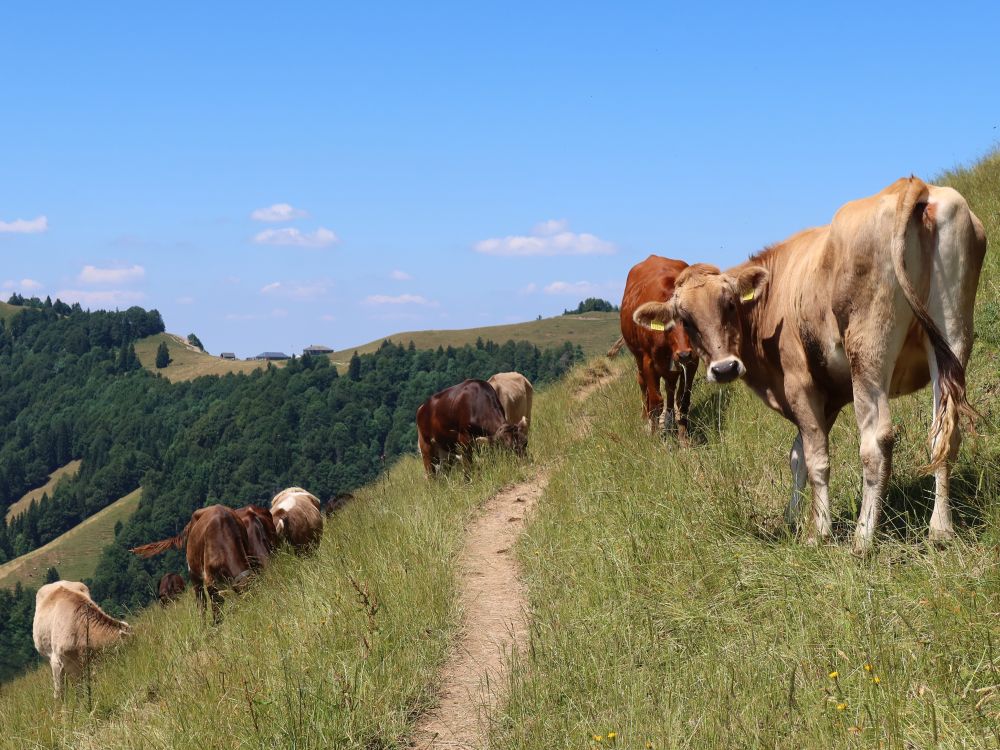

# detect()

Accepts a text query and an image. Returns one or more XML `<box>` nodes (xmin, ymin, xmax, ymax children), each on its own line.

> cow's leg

<box><xmin>208</xmin><ymin>584</ymin><xmax>224</xmax><ymax>625</ymax></box>
<box><xmin>192</xmin><ymin>578</ymin><xmax>208</xmax><ymax>621</ymax></box>
<box><xmin>927</xmin><ymin>355</ymin><xmax>961</xmax><ymax>542</ymax></box>
<box><xmin>418</xmin><ymin>432</ymin><xmax>435</xmax><ymax>479</ymax></box>
<box><xmin>785</xmin><ymin>431</ymin><xmax>808</xmax><ymax>529</ymax></box>
<box><xmin>662</xmin><ymin>371</ymin><xmax>677</xmax><ymax>435</ymax></box>
<box><xmin>49</xmin><ymin>654</ymin><xmax>65</xmax><ymax>699</ymax></box>
<box><xmin>674</xmin><ymin>361</ymin><xmax>696</xmax><ymax>444</ymax></box>
<box><xmin>851</xmin><ymin>380</ymin><xmax>894</xmax><ymax>554</ymax></box>
<box><xmin>787</xmin><ymin>388</ymin><xmax>833</xmax><ymax>543</ymax></box>
<box><xmin>640</xmin><ymin>356</ymin><xmax>664</xmax><ymax>434</ymax></box>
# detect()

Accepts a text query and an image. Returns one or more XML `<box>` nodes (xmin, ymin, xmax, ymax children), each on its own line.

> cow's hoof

<box><xmin>851</xmin><ymin>537</ymin><xmax>874</xmax><ymax>557</ymax></box>
<box><xmin>928</xmin><ymin>527</ymin><xmax>956</xmax><ymax>545</ymax></box>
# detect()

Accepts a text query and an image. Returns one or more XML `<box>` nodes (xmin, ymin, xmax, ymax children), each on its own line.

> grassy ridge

<box><xmin>492</xmin><ymin>157</ymin><xmax>1000</xmax><ymax>748</ymax></box>
<box><xmin>5</xmin><ymin>460</ymin><xmax>82</xmax><ymax>524</ymax></box>
<box><xmin>0</xmin><ymin>489</ymin><xmax>141</xmax><ymax>590</ymax></box>
<box><xmin>0</xmin><ymin>368</ymin><xmax>587</xmax><ymax>748</ymax></box>
<box><xmin>0</xmin><ymin>301</ymin><xmax>24</xmax><ymax>322</ymax></box>
<box><xmin>133</xmin><ymin>333</ymin><xmax>273</xmax><ymax>382</ymax></box>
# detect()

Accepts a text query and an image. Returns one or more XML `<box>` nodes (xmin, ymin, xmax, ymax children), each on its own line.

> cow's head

<box><xmin>493</xmin><ymin>417</ymin><xmax>529</xmax><ymax>458</ymax></box>
<box><xmin>633</xmin><ymin>263</ymin><xmax>768</xmax><ymax>384</ymax></box>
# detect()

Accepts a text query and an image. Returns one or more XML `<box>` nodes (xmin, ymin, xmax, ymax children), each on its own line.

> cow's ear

<box><xmin>633</xmin><ymin>301</ymin><xmax>676</xmax><ymax>332</ymax></box>
<box><xmin>734</xmin><ymin>265</ymin><xmax>768</xmax><ymax>305</ymax></box>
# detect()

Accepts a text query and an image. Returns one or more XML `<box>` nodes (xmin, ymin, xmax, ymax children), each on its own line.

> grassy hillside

<box><xmin>5</xmin><ymin>460</ymin><xmax>82</xmax><ymax>524</ymax></box>
<box><xmin>134</xmin><ymin>333</ymin><xmax>274</xmax><ymax>382</ymax></box>
<box><xmin>326</xmin><ymin>311</ymin><xmax>621</xmax><ymax>365</ymax></box>
<box><xmin>0</xmin><ymin>301</ymin><xmax>24</xmax><ymax>322</ymax></box>
<box><xmin>0</xmin><ymin>489</ymin><xmax>140</xmax><ymax>590</ymax></box>
<box><xmin>0</xmin><ymin>156</ymin><xmax>995</xmax><ymax>748</ymax></box>
<box><xmin>134</xmin><ymin>312</ymin><xmax>620</xmax><ymax>381</ymax></box>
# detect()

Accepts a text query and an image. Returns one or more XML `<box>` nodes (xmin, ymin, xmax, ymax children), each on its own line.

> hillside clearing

<box><xmin>0</xmin><ymin>489</ymin><xmax>141</xmax><ymax>590</ymax></box>
<box><xmin>0</xmin><ymin>301</ymin><xmax>24</xmax><ymax>322</ymax></box>
<box><xmin>5</xmin><ymin>459</ymin><xmax>82</xmax><ymax>524</ymax></box>
<box><xmin>134</xmin><ymin>333</ymin><xmax>273</xmax><ymax>382</ymax></box>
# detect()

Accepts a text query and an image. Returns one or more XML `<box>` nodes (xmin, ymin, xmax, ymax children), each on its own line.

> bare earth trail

<box><xmin>412</xmin><ymin>365</ymin><xmax>617</xmax><ymax>749</ymax></box>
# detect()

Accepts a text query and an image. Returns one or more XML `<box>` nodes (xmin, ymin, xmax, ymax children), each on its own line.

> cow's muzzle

<box><xmin>707</xmin><ymin>357</ymin><xmax>744</xmax><ymax>384</ymax></box>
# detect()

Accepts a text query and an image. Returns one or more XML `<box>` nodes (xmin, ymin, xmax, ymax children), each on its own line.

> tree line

<box><xmin>0</xmin><ymin>299</ymin><xmax>584</xmax><ymax>682</ymax></box>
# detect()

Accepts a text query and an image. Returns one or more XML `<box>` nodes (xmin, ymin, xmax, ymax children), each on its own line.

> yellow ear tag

<box><xmin>741</xmin><ymin>289</ymin><xmax>755</xmax><ymax>302</ymax></box>
<box><xmin>649</xmin><ymin>320</ymin><xmax>665</xmax><ymax>331</ymax></box>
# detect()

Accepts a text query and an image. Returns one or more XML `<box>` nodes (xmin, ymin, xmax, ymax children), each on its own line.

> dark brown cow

<box><xmin>620</xmin><ymin>255</ymin><xmax>698</xmax><ymax>439</ymax></box>
<box><xmin>157</xmin><ymin>573</ymin><xmax>185</xmax><ymax>606</ymax></box>
<box><xmin>322</xmin><ymin>492</ymin><xmax>355</xmax><ymax>516</ymax></box>
<box><xmin>416</xmin><ymin>379</ymin><xmax>528</xmax><ymax>478</ymax></box>
<box><xmin>634</xmin><ymin>177</ymin><xmax>987</xmax><ymax>552</ymax></box>
<box><xmin>234</xmin><ymin>504</ymin><xmax>279</xmax><ymax>568</ymax></box>
<box><xmin>131</xmin><ymin>504</ymin><xmax>253</xmax><ymax>623</ymax></box>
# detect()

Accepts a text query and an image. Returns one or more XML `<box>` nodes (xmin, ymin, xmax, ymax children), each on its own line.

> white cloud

<box><xmin>253</xmin><ymin>227</ymin><xmax>338</xmax><ymax>248</ymax></box>
<box><xmin>474</xmin><ymin>219</ymin><xmax>615</xmax><ymax>257</ymax></box>
<box><xmin>259</xmin><ymin>280</ymin><xmax>330</xmax><ymax>299</ymax></box>
<box><xmin>390</xmin><ymin>269</ymin><xmax>412</xmax><ymax>281</ymax></box>
<box><xmin>364</xmin><ymin>293</ymin><xmax>438</xmax><ymax>307</ymax></box>
<box><xmin>544</xmin><ymin>280</ymin><xmax>608</xmax><ymax>296</ymax></box>
<box><xmin>3</xmin><ymin>278</ymin><xmax>43</xmax><ymax>292</ymax></box>
<box><xmin>78</xmin><ymin>264</ymin><xmax>145</xmax><ymax>284</ymax></box>
<box><xmin>0</xmin><ymin>215</ymin><xmax>48</xmax><ymax>234</ymax></box>
<box><xmin>250</xmin><ymin>203</ymin><xmax>309</xmax><ymax>222</ymax></box>
<box><xmin>55</xmin><ymin>289</ymin><xmax>145</xmax><ymax>307</ymax></box>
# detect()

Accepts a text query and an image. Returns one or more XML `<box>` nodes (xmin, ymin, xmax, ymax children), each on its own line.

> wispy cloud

<box><xmin>0</xmin><ymin>215</ymin><xmax>48</xmax><ymax>234</ymax></box>
<box><xmin>3</xmin><ymin>279</ymin><xmax>43</xmax><ymax>292</ymax></box>
<box><xmin>390</xmin><ymin>269</ymin><xmax>412</xmax><ymax>281</ymax></box>
<box><xmin>253</xmin><ymin>227</ymin><xmax>338</xmax><ymax>248</ymax></box>
<box><xmin>260</xmin><ymin>280</ymin><xmax>331</xmax><ymax>299</ymax></box>
<box><xmin>364</xmin><ymin>293</ymin><xmax>438</xmax><ymax>307</ymax></box>
<box><xmin>78</xmin><ymin>264</ymin><xmax>145</xmax><ymax>284</ymax></box>
<box><xmin>250</xmin><ymin>203</ymin><xmax>309</xmax><ymax>222</ymax></box>
<box><xmin>56</xmin><ymin>289</ymin><xmax>145</xmax><ymax>307</ymax></box>
<box><xmin>544</xmin><ymin>280</ymin><xmax>623</xmax><ymax>297</ymax></box>
<box><xmin>519</xmin><ymin>282</ymin><xmax>538</xmax><ymax>295</ymax></box>
<box><xmin>474</xmin><ymin>219</ymin><xmax>615</xmax><ymax>257</ymax></box>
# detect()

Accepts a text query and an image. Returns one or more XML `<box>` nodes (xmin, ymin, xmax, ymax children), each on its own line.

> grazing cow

<box><xmin>322</xmin><ymin>492</ymin><xmax>355</xmax><ymax>516</ymax></box>
<box><xmin>634</xmin><ymin>177</ymin><xmax>987</xmax><ymax>552</ymax></box>
<box><xmin>33</xmin><ymin>580</ymin><xmax>131</xmax><ymax>698</ymax></box>
<box><xmin>620</xmin><ymin>255</ymin><xmax>698</xmax><ymax>439</ymax></box>
<box><xmin>157</xmin><ymin>573</ymin><xmax>186</xmax><ymax>606</ymax></box>
<box><xmin>132</xmin><ymin>504</ymin><xmax>254</xmax><ymax>623</ymax></box>
<box><xmin>487</xmin><ymin>372</ymin><xmax>534</xmax><ymax>431</ymax></box>
<box><xmin>416</xmin><ymin>379</ymin><xmax>528</xmax><ymax>478</ymax></box>
<box><xmin>270</xmin><ymin>487</ymin><xmax>323</xmax><ymax>552</ymax></box>
<box><xmin>234</xmin><ymin>504</ymin><xmax>279</xmax><ymax>568</ymax></box>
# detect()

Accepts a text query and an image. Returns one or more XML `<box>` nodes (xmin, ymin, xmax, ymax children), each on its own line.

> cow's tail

<box><xmin>130</xmin><ymin>520</ymin><xmax>192</xmax><ymax>558</ymax></box>
<box><xmin>607</xmin><ymin>336</ymin><xmax>626</xmax><ymax>358</ymax></box>
<box><xmin>891</xmin><ymin>175</ymin><xmax>976</xmax><ymax>471</ymax></box>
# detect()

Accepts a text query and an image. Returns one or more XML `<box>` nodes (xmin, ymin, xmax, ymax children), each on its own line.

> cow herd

<box><xmin>27</xmin><ymin>175</ymin><xmax>989</xmax><ymax>701</ymax></box>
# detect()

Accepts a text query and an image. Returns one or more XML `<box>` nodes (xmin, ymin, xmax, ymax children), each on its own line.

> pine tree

<box><xmin>155</xmin><ymin>341</ymin><xmax>171</xmax><ymax>368</ymax></box>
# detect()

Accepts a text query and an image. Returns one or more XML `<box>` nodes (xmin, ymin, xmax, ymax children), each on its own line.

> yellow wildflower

<box><xmin>829</xmin><ymin>671</ymin><xmax>839</xmax><ymax>679</ymax></box>
<box><xmin>836</xmin><ymin>703</ymin><xmax>847</xmax><ymax>711</ymax></box>
<box><xmin>863</xmin><ymin>663</ymin><xmax>872</xmax><ymax>672</ymax></box>
<box><xmin>646</xmin><ymin>743</ymin><xmax>654</xmax><ymax>750</ymax></box>
<box><xmin>872</xmin><ymin>675</ymin><xmax>881</xmax><ymax>685</ymax></box>
<box><xmin>607</xmin><ymin>733</ymin><xmax>616</xmax><ymax>740</ymax></box>
<box><xmin>593</xmin><ymin>736</ymin><xmax>602</xmax><ymax>743</ymax></box>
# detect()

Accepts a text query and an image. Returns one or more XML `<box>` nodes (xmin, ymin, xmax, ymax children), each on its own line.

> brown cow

<box><xmin>234</xmin><ymin>504</ymin><xmax>279</xmax><ymax>568</ymax></box>
<box><xmin>416</xmin><ymin>379</ymin><xmax>528</xmax><ymax>478</ymax></box>
<box><xmin>620</xmin><ymin>255</ymin><xmax>698</xmax><ymax>439</ymax></box>
<box><xmin>487</xmin><ymin>372</ymin><xmax>534</xmax><ymax>431</ymax></box>
<box><xmin>322</xmin><ymin>492</ymin><xmax>355</xmax><ymax>516</ymax></box>
<box><xmin>132</xmin><ymin>504</ymin><xmax>254</xmax><ymax>623</ymax></box>
<box><xmin>634</xmin><ymin>177</ymin><xmax>987</xmax><ymax>552</ymax></box>
<box><xmin>33</xmin><ymin>580</ymin><xmax>132</xmax><ymax>698</ymax></box>
<box><xmin>270</xmin><ymin>487</ymin><xmax>324</xmax><ymax>553</ymax></box>
<box><xmin>157</xmin><ymin>573</ymin><xmax>185</xmax><ymax>606</ymax></box>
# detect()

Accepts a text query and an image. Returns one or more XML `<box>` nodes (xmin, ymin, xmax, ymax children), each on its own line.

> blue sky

<box><xmin>1</xmin><ymin>2</ymin><xmax>997</xmax><ymax>357</ymax></box>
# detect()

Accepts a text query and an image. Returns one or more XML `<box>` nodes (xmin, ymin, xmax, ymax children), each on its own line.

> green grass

<box><xmin>5</xmin><ymin>460</ymin><xmax>82</xmax><ymax>524</ymax></box>
<box><xmin>0</xmin><ymin>489</ymin><xmax>141</xmax><ymax>590</ymax></box>
<box><xmin>134</xmin><ymin>333</ymin><xmax>276</xmax><ymax>382</ymax></box>
<box><xmin>326</xmin><ymin>311</ymin><xmax>621</xmax><ymax>365</ymax></box>
<box><xmin>0</xmin><ymin>301</ymin><xmax>24</xmax><ymax>322</ymax></box>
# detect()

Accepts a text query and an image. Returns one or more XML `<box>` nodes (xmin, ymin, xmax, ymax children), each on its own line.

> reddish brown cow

<box><xmin>157</xmin><ymin>573</ymin><xmax>185</xmax><ymax>606</ymax></box>
<box><xmin>620</xmin><ymin>255</ymin><xmax>698</xmax><ymax>439</ymax></box>
<box><xmin>234</xmin><ymin>504</ymin><xmax>279</xmax><ymax>568</ymax></box>
<box><xmin>131</xmin><ymin>504</ymin><xmax>253</xmax><ymax>623</ymax></box>
<box><xmin>416</xmin><ymin>379</ymin><xmax>528</xmax><ymax>478</ymax></box>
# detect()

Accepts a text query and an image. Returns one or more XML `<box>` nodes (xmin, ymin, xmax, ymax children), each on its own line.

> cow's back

<box><xmin>33</xmin><ymin>581</ymin><xmax>93</xmax><ymax>656</ymax></box>
<box><xmin>620</xmin><ymin>255</ymin><xmax>688</xmax><ymax>362</ymax></box>
<box><xmin>270</xmin><ymin>489</ymin><xmax>323</xmax><ymax>550</ymax></box>
<box><xmin>187</xmin><ymin>505</ymin><xmax>252</xmax><ymax>586</ymax></box>
<box><xmin>487</xmin><ymin>372</ymin><xmax>533</xmax><ymax>427</ymax></box>
<box><xmin>418</xmin><ymin>379</ymin><xmax>507</xmax><ymax>449</ymax></box>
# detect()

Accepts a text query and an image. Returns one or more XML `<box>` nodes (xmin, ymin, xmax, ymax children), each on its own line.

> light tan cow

<box><xmin>634</xmin><ymin>177</ymin><xmax>987</xmax><ymax>553</ymax></box>
<box><xmin>270</xmin><ymin>486</ymin><xmax>324</xmax><ymax>552</ymax></box>
<box><xmin>33</xmin><ymin>581</ymin><xmax>131</xmax><ymax>698</ymax></box>
<box><xmin>487</xmin><ymin>372</ymin><xmax>533</xmax><ymax>432</ymax></box>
